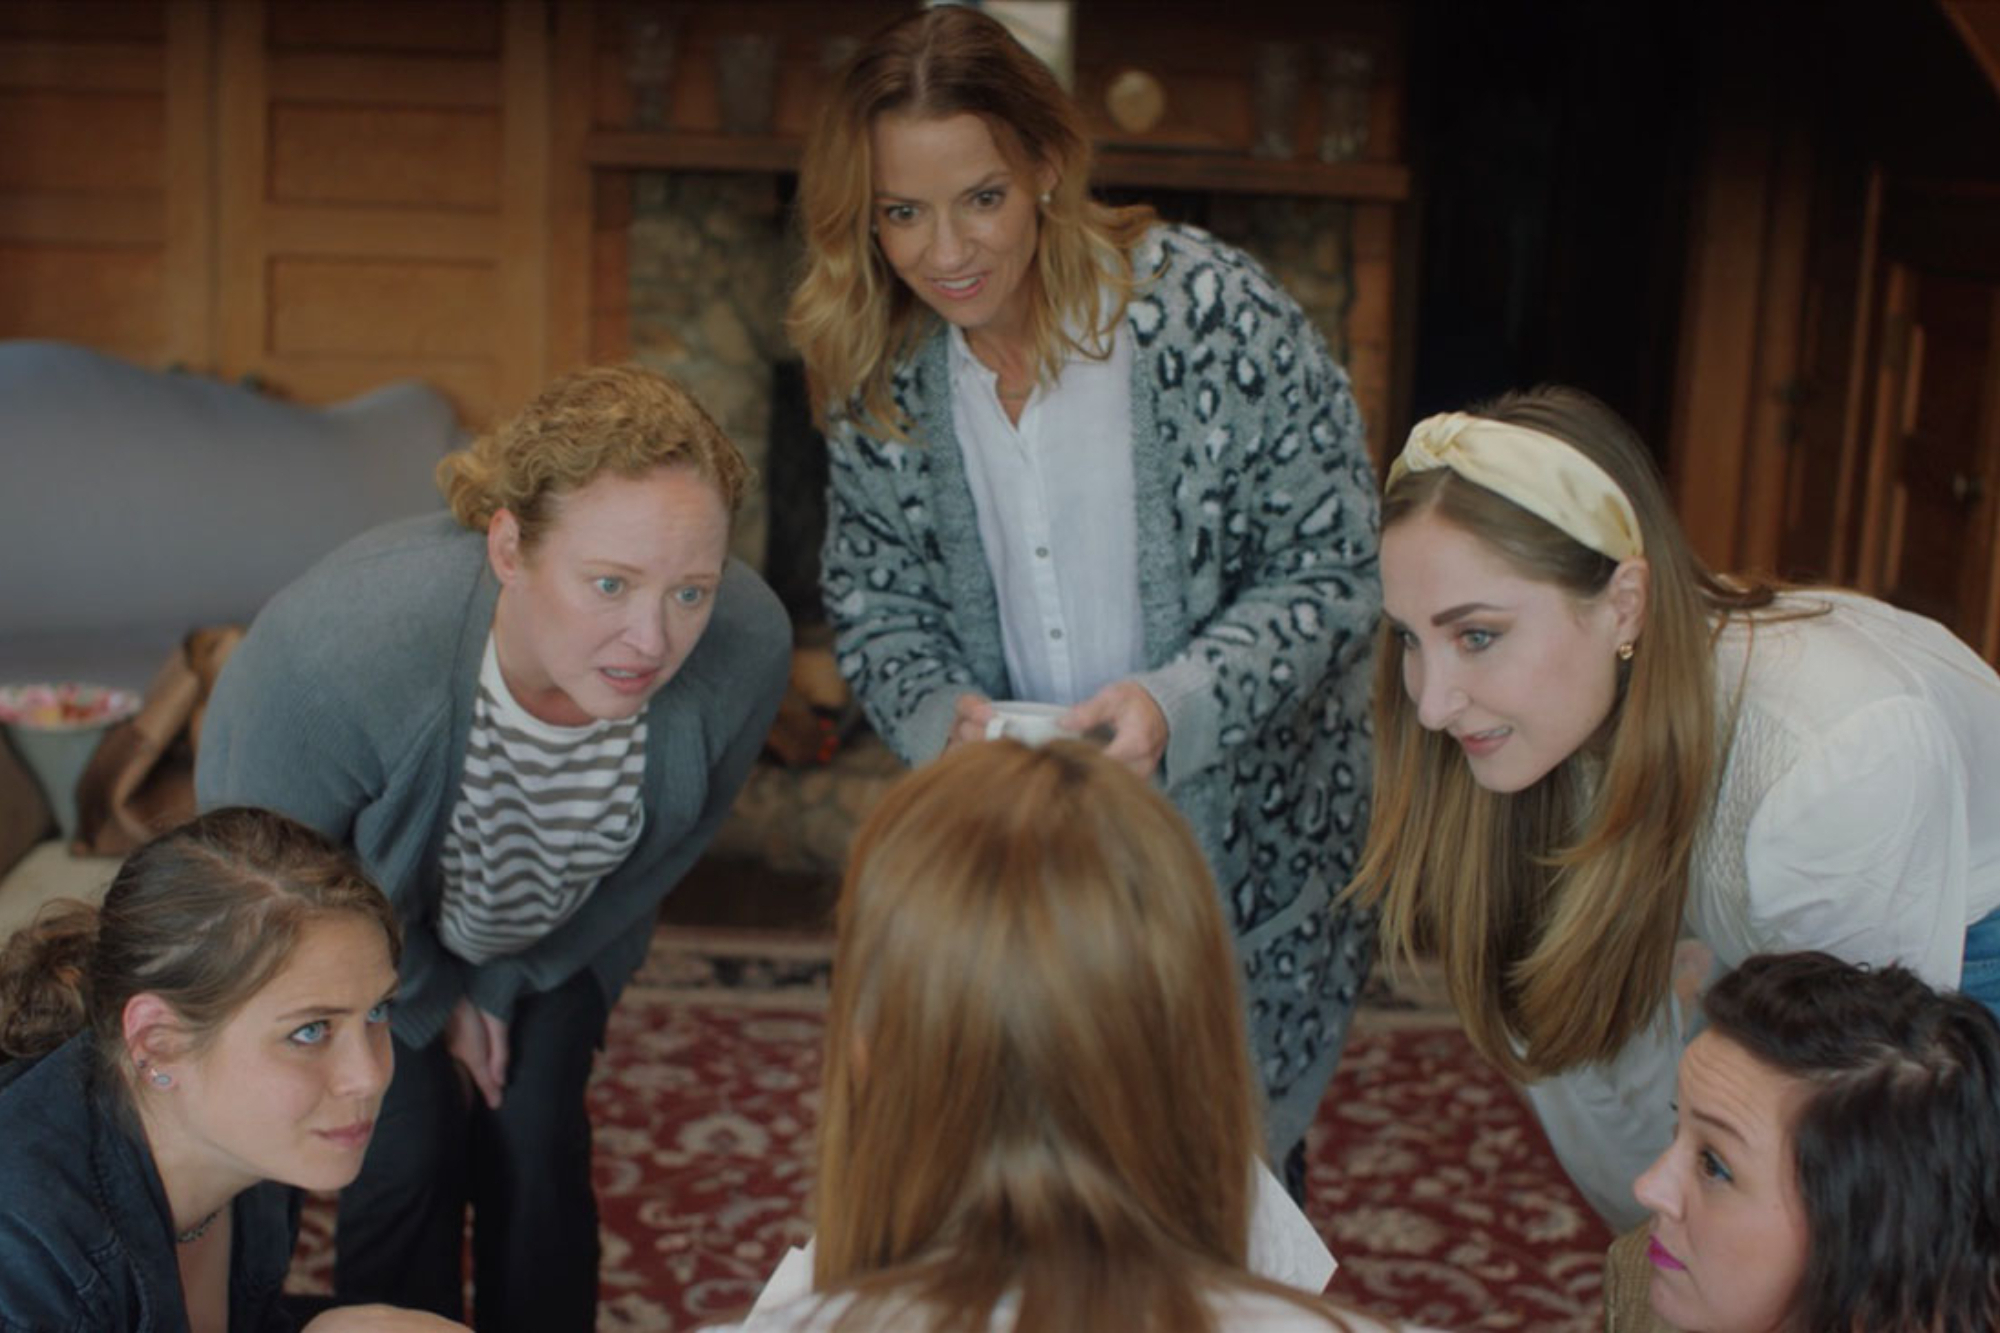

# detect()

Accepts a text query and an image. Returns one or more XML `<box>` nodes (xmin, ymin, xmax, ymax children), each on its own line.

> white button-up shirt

<box><xmin>948</xmin><ymin>322</ymin><xmax>1145</xmax><ymax>706</ymax></box>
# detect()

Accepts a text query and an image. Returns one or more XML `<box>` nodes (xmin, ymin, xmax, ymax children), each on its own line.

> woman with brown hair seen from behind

<box><xmin>790</xmin><ymin>3</ymin><xmax>1380</xmax><ymax>1196</ymax></box>
<box><xmin>196</xmin><ymin>364</ymin><xmax>792</xmax><ymax>1328</ymax></box>
<box><xmin>0</xmin><ymin>806</ymin><xmax>464</xmax><ymax>1332</ymax></box>
<box><xmin>707</xmin><ymin>741</ymin><xmax>1408</xmax><ymax>1333</ymax></box>
<box><xmin>1349</xmin><ymin>386</ymin><xmax>2000</xmax><ymax>1229</ymax></box>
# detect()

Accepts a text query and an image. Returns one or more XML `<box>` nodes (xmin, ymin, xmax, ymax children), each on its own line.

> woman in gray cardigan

<box><xmin>787</xmin><ymin>7</ymin><xmax>1381</xmax><ymax>1186</ymax></box>
<box><xmin>197</xmin><ymin>365</ymin><xmax>790</xmax><ymax>1331</ymax></box>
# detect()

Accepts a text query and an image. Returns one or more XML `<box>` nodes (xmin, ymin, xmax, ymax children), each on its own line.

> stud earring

<box><xmin>1617</xmin><ymin>641</ymin><xmax>1636</xmax><ymax>662</ymax></box>
<box><xmin>1038</xmin><ymin>191</ymin><xmax>1051</xmax><ymax>206</ymax></box>
<box><xmin>151</xmin><ymin>1070</ymin><xmax>173</xmax><ymax>1088</ymax></box>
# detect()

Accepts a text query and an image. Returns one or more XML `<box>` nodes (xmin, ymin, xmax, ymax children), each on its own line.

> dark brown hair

<box><xmin>0</xmin><ymin>807</ymin><xmax>400</xmax><ymax>1087</ymax></box>
<box><xmin>1703</xmin><ymin>952</ymin><xmax>2000</xmax><ymax>1333</ymax></box>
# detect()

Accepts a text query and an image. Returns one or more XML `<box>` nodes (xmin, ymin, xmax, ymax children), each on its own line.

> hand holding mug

<box><xmin>1062</xmin><ymin>680</ymin><xmax>1168</xmax><ymax>778</ymax></box>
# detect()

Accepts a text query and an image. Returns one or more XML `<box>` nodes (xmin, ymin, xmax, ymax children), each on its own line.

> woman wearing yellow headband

<box><xmin>1348</xmin><ymin>385</ymin><xmax>2000</xmax><ymax>1231</ymax></box>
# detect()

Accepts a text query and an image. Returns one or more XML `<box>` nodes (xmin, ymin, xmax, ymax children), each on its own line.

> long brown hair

<box><xmin>813</xmin><ymin>741</ymin><xmax>1347</xmax><ymax>1331</ymax></box>
<box><xmin>0</xmin><ymin>807</ymin><xmax>400</xmax><ymax>1091</ymax></box>
<box><xmin>1349</xmin><ymin>387</ymin><xmax>1774</xmax><ymax>1080</ymax></box>
<box><xmin>785</xmin><ymin>5</ymin><xmax>1156</xmax><ymax>435</ymax></box>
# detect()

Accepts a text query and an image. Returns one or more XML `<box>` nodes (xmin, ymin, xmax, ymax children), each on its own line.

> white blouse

<box><xmin>947</xmin><ymin>322</ymin><xmax>1145</xmax><ymax>706</ymax></box>
<box><xmin>1530</xmin><ymin>590</ymin><xmax>2000</xmax><ymax>1228</ymax></box>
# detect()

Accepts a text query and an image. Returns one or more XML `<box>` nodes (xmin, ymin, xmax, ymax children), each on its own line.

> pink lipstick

<box><xmin>318</xmin><ymin>1119</ymin><xmax>375</xmax><ymax>1151</ymax></box>
<box><xmin>1647</xmin><ymin>1236</ymin><xmax>1687</xmax><ymax>1272</ymax></box>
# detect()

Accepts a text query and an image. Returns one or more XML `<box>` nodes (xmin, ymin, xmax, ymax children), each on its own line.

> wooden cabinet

<box><xmin>1849</xmin><ymin>187</ymin><xmax>2000</xmax><ymax>657</ymax></box>
<box><xmin>0</xmin><ymin>1</ymin><xmax>212</xmax><ymax>369</ymax></box>
<box><xmin>1668</xmin><ymin>4</ymin><xmax>2000</xmax><ymax>663</ymax></box>
<box><xmin>0</xmin><ymin>0</ymin><xmax>568</xmax><ymax>427</ymax></box>
<box><xmin>213</xmin><ymin>0</ymin><xmax>556</xmax><ymax>425</ymax></box>
<box><xmin>1</xmin><ymin>0</ymin><xmax>1409</xmax><ymax>436</ymax></box>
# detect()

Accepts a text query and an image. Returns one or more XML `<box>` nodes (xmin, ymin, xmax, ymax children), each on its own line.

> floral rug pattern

<box><xmin>290</xmin><ymin>933</ymin><xmax>1612</xmax><ymax>1331</ymax></box>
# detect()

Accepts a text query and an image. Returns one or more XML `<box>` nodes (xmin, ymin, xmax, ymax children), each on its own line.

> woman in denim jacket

<box><xmin>0</xmin><ymin>808</ymin><xmax>460</xmax><ymax>1333</ymax></box>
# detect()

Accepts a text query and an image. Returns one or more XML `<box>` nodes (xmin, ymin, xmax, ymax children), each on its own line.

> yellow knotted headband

<box><xmin>1387</xmin><ymin>412</ymin><xmax>1645</xmax><ymax>562</ymax></box>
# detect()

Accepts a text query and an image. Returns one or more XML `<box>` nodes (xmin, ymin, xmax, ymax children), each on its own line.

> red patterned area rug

<box><xmin>289</xmin><ymin>929</ymin><xmax>1611</xmax><ymax>1331</ymax></box>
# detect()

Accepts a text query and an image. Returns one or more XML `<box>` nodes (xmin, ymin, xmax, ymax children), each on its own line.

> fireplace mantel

<box><xmin>585</xmin><ymin>130</ymin><xmax>1411</xmax><ymax>202</ymax></box>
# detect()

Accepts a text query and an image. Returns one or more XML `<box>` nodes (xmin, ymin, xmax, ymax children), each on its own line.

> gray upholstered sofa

<box><xmin>0</xmin><ymin>340</ymin><xmax>462</xmax><ymax>937</ymax></box>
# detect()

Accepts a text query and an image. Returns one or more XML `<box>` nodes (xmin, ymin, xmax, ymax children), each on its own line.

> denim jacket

<box><xmin>0</xmin><ymin>1034</ymin><xmax>298</xmax><ymax>1332</ymax></box>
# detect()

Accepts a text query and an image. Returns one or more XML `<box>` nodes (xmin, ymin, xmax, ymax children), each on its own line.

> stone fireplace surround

<box><xmin>628</xmin><ymin>171</ymin><xmax>1362</xmax><ymax>877</ymax></box>
<box><xmin>625</xmin><ymin>170</ymin><xmax>1359</xmax><ymax>609</ymax></box>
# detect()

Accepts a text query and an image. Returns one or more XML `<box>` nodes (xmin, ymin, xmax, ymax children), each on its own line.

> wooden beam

<box><xmin>163</xmin><ymin>0</ymin><xmax>215</xmax><ymax>370</ymax></box>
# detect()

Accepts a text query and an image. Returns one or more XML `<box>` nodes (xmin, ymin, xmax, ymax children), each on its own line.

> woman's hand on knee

<box><xmin>444</xmin><ymin>997</ymin><xmax>510</xmax><ymax>1110</ymax></box>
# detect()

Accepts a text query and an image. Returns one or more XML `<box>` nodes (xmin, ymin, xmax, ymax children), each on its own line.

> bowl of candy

<box><xmin>0</xmin><ymin>683</ymin><xmax>142</xmax><ymax>841</ymax></box>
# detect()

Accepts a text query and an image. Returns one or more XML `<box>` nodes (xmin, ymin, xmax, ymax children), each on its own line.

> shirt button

<box><xmin>1049</xmin><ymin>628</ymin><xmax>1064</xmax><ymax>640</ymax></box>
<box><xmin>1035</xmin><ymin>546</ymin><xmax>1050</xmax><ymax>558</ymax></box>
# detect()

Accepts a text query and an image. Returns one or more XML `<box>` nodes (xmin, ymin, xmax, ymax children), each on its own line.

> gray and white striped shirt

<box><xmin>437</xmin><ymin>637</ymin><xmax>647</xmax><ymax>965</ymax></box>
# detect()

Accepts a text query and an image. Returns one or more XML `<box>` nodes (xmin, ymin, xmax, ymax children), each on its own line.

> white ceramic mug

<box><xmin>982</xmin><ymin>700</ymin><xmax>1078</xmax><ymax>746</ymax></box>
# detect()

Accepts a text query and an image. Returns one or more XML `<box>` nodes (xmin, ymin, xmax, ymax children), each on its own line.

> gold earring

<box><xmin>1617</xmin><ymin>641</ymin><xmax>1636</xmax><ymax>662</ymax></box>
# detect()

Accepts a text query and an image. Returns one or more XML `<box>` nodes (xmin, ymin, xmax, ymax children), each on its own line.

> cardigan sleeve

<box><xmin>197</xmin><ymin>595</ymin><xmax>477</xmax><ymax>1044</ymax></box>
<box><xmin>821</xmin><ymin>420</ymin><xmax>985</xmax><ymax>765</ymax></box>
<box><xmin>1129</xmin><ymin>237</ymin><xmax>1381</xmax><ymax>785</ymax></box>
<box><xmin>197</xmin><ymin>614</ymin><xmax>380</xmax><ymax>845</ymax></box>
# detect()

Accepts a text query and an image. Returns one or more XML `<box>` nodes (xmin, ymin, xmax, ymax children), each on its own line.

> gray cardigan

<box><xmin>821</xmin><ymin>224</ymin><xmax>1381</xmax><ymax>1153</ymax></box>
<box><xmin>197</xmin><ymin>513</ymin><xmax>790</xmax><ymax>1049</ymax></box>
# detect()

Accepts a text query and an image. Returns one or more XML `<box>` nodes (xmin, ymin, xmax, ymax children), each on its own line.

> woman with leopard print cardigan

<box><xmin>786</xmin><ymin>5</ymin><xmax>1382</xmax><ymax>1181</ymax></box>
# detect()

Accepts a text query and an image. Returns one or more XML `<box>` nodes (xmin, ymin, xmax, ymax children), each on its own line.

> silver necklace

<box><xmin>175</xmin><ymin>1208</ymin><xmax>222</xmax><ymax>1245</ymax></box>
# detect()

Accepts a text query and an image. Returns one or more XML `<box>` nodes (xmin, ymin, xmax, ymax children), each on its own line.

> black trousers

<box><xmin>333</xmin><ymin>970</ymin><xmax>609</xmax><ymax>1333</ymax></box>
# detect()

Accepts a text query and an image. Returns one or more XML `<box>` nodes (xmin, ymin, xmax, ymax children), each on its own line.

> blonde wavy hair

<box><xmin>1349</xmin><ymin>387</ymin><xmax>1778</xmax><ymax>1081</ymax></box>
<box><xmin>813</xmin><ymin>741</ymin><xmax>1350</xmax><ymax>1332</ymax></box>
<box><xmin>436</xmin><ymin>363</ymin><xmax>750</xmax><ymax>549</ymax></box>
<box><xmin>785</xmin><ymin>5</ymin><xmax>1157</xmax><ymax>435</ymax></box>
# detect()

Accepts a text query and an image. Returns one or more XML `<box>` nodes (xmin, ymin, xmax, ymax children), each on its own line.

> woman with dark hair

<box><xmin>0</xmin><ymin>807</ymin><xmax>461</xmax><ymax>1332</ymax></box>
<box><xmin>1622</xmin><ymin>950</ymin><xmax>2000</xmax><ymax>1333</ymax></box>
<box><xmin>196</xmin><ymin>364</ymin><xmax>791</xmax><ymax>1328</ymax></box>
<box><xmin>788</xmin><ymin>2</ymin><xmax>1381</xmax><ymax>1184</ymax></box>
<box><xmin>1350</xmin><ymin>386</ymin><xmax>2000</xmax><ymax>1226</ymax></box>
<box><xmin>708</xmin><ymin>741</ymin><xmax>1400</xmax><ymax>1333</ymax></box>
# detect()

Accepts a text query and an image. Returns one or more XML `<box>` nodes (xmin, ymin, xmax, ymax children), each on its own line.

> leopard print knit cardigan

<box><xmin>820</xmin><ymin>223</ymin><xmax>1382</xmax><ymax>1155</ymax></box>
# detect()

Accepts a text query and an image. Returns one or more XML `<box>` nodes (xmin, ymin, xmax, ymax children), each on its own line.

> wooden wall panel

<box><xmin>0</xmin><ymin>1</ymin><xmax>162</xmax><ymax>42</ymax></box>
<box><xmin>0</xmin><ymin>91</ymin><xmax>163</xmax><ymax>189</ymax></box>
<box><xmin>0</xmin><ymin>244</ymin><xmax>161</xmax><ymax>346</ymax></box>
<box><xmin>0</xmin><ymin>0</ymin><xmax>204</xmax><ymax>367</ymax></box>
<box><xmin>269</xmin><ymin>105</ymin><xmax>502</xmax><ymax>210</ymax></box>
<box><xmin>270</xmin><ymin>258</ymin><xmax>498</xmax><ymax>355</ymax></box>
<box><xmin>546</xmin><ymin>0</ymin><xmax>597</xmax><ymax>378</ymax></box>
<box><xmin>163</xmin><ymin>1</ymin><xmax>216</xmax><ymax>369</ymax></box>
<box><xmin>1348</xmin><ymin>202</ymin><xmax>1397</xmax><ymax>467</ymax></box>
<box><xmin>215</xmin><ymin>0</ymin><xmax>550</xmax><ymax>427</ymax></box>
<box><xmin>266</xmin><ymin>0</ymin><xmax>500</xmax><ymax>56</ymax></box>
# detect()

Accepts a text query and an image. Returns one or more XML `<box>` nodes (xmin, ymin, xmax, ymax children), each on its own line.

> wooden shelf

<box><xmin>1093</xmin><ymin>150</ymin><xmax>1408</xmax><ymax>200</ymax></box>
<box><xmin>584</xmin><ymin>131</ymin><xmax>1410</xmax><ymax>201</ymax></box>
<box><xmin>587</xmin><ymin>130</ymin><xmax>803</xmax><ymax>174</ymax></box>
